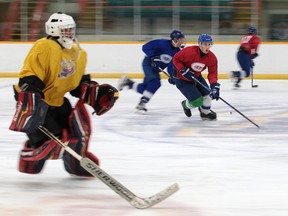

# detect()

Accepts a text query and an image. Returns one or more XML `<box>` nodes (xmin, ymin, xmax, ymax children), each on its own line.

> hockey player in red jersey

<box><xmin>9</xmin><ymin>12</ymin><xmax>118</xmax><ymax>176</ymax></box>
<box><xmin>230</xmin><ymin>26</ymin><xmax>261</xmax><ymax>88</ymax></box>
<box><xmin>172</xmin><ymin>33</ymin><xmax>220</xmax><ymax>120</ymax></box>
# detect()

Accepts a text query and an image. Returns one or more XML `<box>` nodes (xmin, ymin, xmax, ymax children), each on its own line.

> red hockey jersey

<box><xmin>172</xmin><ymin>45</ymin><xmax>218</xmax><ymax>84</ymax></box>
<box><xmin>240</xmin><ymin>34</ymin><xmax>261</xmax><ymax>57</ymax></box>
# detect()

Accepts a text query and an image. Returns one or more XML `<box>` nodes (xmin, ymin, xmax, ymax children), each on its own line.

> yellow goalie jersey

<box><xmin>17</xmin><ymin>37</ymin><xmax>87</xmax><ymax>107</ymax></box>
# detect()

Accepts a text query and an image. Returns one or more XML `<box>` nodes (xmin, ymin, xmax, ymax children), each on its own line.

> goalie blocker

<box><xmin>9</xmin><ymin>91</ymin><xmax>48</xmax><ymax>134</ymax></box>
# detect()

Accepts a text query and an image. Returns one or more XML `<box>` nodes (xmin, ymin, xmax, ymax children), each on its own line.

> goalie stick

<box><xmin>38</xmin><ymin>126</ymin><xmax>179</xmax><ymax>209</ymax></box>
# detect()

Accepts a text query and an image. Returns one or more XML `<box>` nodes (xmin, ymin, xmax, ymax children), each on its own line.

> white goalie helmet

<box><xmin>45</xmin><ymin>12</ymin><xmax>76</xmax><ymax>49</ymax></box>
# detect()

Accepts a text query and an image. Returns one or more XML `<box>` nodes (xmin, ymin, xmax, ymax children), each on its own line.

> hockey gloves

<box><xmin>150</xmin><ymin>56</ymin><xmax>162</xmax><ymax>71</ymax></box>
<box><xmin>210</xmin><ymin>82</ymin><xmax>220</xmax><ymax>100</ymax></box>
<box><xmin>9</xmin><ymin>91</ymin><xmax>48</xmax><ymax>133</ymax></box>
<box><xmin>252</xmin><ymin>53</ymin><xmax>258</xmax><ymax>59</ymax></box>
<box><xmin>168</xmin><ymin>77</ymin><xmax>175</xmax><ymax>85</ymax></box>
<box><xmin>180</xmin><ymin>67</ymin><xmax>195</xmax><ymax>81</ymax></box>
<box><xmin>81</xmin><ymin>81</ymin><xmax>119</xmax><ymax>115</ymax></box>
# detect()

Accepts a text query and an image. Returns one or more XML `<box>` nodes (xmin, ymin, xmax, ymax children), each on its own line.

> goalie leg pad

<box><xmin>20</xmin><ymin>140</ymin><xmax>62</xmax><ymax>161</ymax></box>
<box><xmin>20</xmin><ymin>129</ymin><xmax>71</xmax><ymax>162</ymax></box>
<box><xmin>19</xmin><ymin>157</ymin><xmax>46</xmax><ymax>174</ymax></box>
<box><xmin>63</xmin><ymin>100</ymin><xmax>100</xmax><ymax>177</ymax></box>
<box><xmin>18</xmin><ymin>141</ymin><xmax>46</xmax><ymax>174</ymax></box>
<box><xmin>9</xmin><ymin>91</ymin><xmax>48</xmax><ymax>133</ymax></box>
<box><xmin>63</xmin><ymin>149</ymin><xmax>100</xmax><ymax>177</ymax></box>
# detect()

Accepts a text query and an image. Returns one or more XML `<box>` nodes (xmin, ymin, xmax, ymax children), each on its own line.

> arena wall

<box><xmin>0</xmin><ymin>42</ymin><xmax>287</xmax><ymax>79</ymax></box>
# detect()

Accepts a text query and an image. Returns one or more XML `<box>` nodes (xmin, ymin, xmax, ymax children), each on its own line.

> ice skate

<box><xmin>136</xmin><ymin>99</ymin><xmax>148</xmax><ymax>113</ymax></box>
<box><xmin>181</xmin><ymin>100</ymin><xmax>191</xmax><ymax>117</ymax></box>
<box><xmin>117</xmin><ymin>75</ymin><xmax>133</xmax><ymax>91</ymax></box>
<box><xmin>198</xmin><ymin>107</ymin><xmax>217</xmax><ymax>120</ymax></box>
<box><xmin>234</xmin><ymin>82</ymin><xmax>240</xmax><ymax>88</ymax></box>
<box><xmin>233</xmin><ymin>78</ymin><xmax>242</xmax><ymax>89</ymax></box>
<box><xmin>230</xmin><ymin>71</ymin><xmax>239</xmax><ymax>82</ymax></box>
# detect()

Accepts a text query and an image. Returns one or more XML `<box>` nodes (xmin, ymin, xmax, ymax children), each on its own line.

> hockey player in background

<box><xmin>117</xmin><ymin>30</ymin><xmax>185</xmax><ymax>112</ymax></box>
<box><xmin>171</xmin><ymin>33</ymin><xmax>220</xmax><ymax>120</ymax></box>
<box><xmin>230</xmin><ymin>26</ymin><xmax>261</xmax><ymax>88</ymax></box>
<box><xmin>9</xmin><ymin>12</ymin><xmax>118</xmax><ymax>176</ymax></box>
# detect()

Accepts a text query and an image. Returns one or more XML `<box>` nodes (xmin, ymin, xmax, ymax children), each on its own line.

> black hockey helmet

<box><xmin>170</xmin><ymin>30</ymin><xmax>185</xmax><ymax>40</ymax></box>
<box><xmin>247</xmin><ymin>26</ymin><xmax>257</xmax><ymax>35</ymax></box>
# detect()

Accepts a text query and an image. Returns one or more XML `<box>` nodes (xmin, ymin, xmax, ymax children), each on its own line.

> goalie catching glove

<box><xmin>81</xmin><ymin>81</ymin><xmax>119</xmax><ymax>115</ymax></box>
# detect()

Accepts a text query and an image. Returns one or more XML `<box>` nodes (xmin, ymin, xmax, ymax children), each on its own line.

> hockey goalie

<box><xmin>9</xmin><ymin>12</ymin><xmax>118</xmax><ymax>177</ymax></box>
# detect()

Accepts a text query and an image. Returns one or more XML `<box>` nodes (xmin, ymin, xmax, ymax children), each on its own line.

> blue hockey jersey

<box><xmin>142</xmin><ymin>39</ymin><xmax>181</xmax><ymax>75</ymax></box>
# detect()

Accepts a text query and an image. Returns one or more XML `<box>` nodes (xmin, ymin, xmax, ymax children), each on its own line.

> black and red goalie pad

<box><xmin>9</xmin><ymin>91</ymin><xmax>48</xmax><ymax>133</ymax></box>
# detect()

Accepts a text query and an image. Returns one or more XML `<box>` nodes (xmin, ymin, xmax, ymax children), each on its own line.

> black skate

<box><xmin>230</xmin><ymin>71</ymin><xmax>242</xmax><ymax>88</ymax></box>
<box><xmin>181</xmin><ymin>100</ymin><xmax>191</xmax><ymax>117</ymax></box>
<box><xmin>234</xmin><ymin>82</ymin><xmax>240</xmax><ymax>88</ymax></box>
<box><xmin>230</xmin><ymin>71</ymin><xmax>240</xmax><ymax>80</ymax></box>
<box><xmin>198</xmin><ymin>108</ymin><xmax>217</xmax><ymax>120</ymax></box>
<box><xmin>234</xmin><ymin>78</ymin><xmax>242</xmax><ymax>88</ymax></box>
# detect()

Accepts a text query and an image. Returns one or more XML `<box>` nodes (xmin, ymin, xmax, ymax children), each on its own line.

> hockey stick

<box><xmin>38</xmin><ymin>126</ymin><xmax>179</xmax><ymax>209</ymax></box>
<box><xmin>160</xmin><ymin>68</ymin><xmax>260</xmax><ymax>128</ymax></box>
<box><xmin>251</xmin><ymin>67</ymin><xmax>258</xmax><ymax>88</ymax></box>
<box><xmin>191</xmin><ymin>77</ymin><xmax>260</xmax><ymax>128</ymax></box>
<box><xmin>161</xmin><ymin>69</ymin><xmax>173</xmax><ymax>79</ymax></box>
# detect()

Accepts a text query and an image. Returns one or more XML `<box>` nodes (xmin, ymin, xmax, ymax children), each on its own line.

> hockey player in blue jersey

<box><xmin>117</xmin><ymin>30</ymin><xmax>185</xmax><ymax>112</ymax></box>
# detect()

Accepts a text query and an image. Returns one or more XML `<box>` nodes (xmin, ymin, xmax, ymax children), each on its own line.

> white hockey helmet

<box><xmin>45</xmin><ymin>12</ymin><xmax>76</xmax><ymax>49</ymax></box>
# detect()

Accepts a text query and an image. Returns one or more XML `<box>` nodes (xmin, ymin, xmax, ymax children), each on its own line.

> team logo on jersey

<box><xmin>160</xmin><ymin>54</ymin><xmax>172</xmax><ymax>64</ymax></box>
<box><xmin>191</xmin><ymin>62</ymin><xmax>205</xmax><ymax>72</ymax></box>
<box><xmin>59</xmin><ymin>60</ymin><xmax>76</xmax><ymax>78</ymax></box>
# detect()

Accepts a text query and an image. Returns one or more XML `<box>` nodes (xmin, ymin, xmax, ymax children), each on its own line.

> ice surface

<box><xmin>0</xmin><ymin>78</ymin><xmax>288</xmax><ymax>216</ymax></box>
